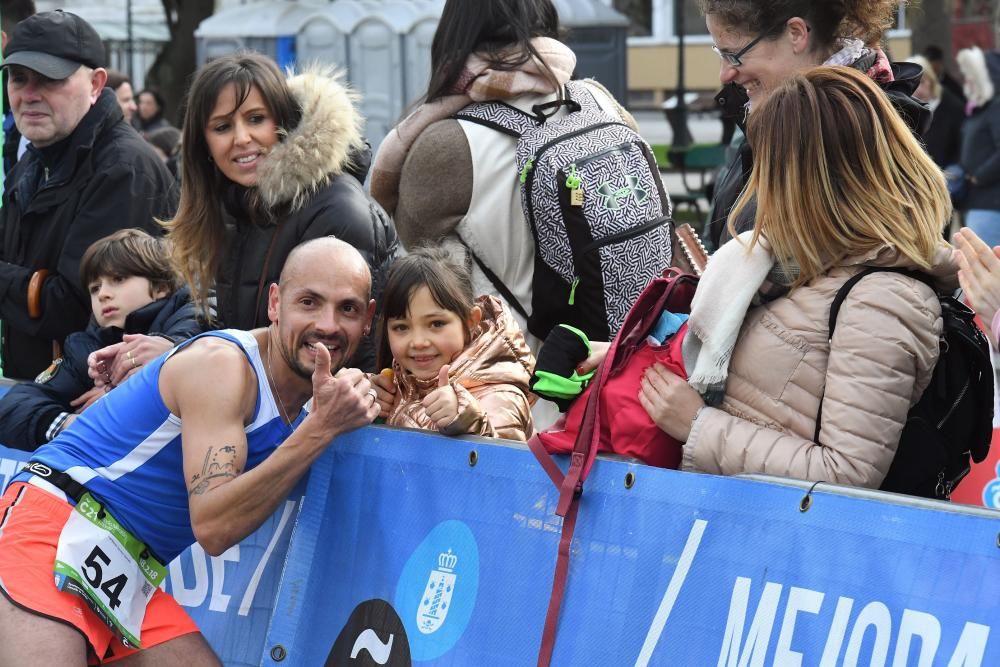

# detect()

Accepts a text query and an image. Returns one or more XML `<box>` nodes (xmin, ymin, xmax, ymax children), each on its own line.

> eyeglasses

<box><xmin>712</xmin><ymin>20</ymin><xmax>789</xmax><ymax>67</ymax></box>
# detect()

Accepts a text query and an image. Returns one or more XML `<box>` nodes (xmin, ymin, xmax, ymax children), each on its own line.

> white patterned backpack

<box><xmin>455</xmin><ymin>80</ymin><xmax>673</xmax><ymax>342</ymax></box>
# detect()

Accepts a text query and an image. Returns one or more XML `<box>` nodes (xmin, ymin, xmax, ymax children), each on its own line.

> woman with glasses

<box><xmin>701</xmin><ymin>0</ymin><xmax>931</xmax><ymax>251</ymax></box>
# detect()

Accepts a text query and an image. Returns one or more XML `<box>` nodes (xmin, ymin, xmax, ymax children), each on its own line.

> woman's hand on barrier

<box><xmin>370</xmin><ymin>368</ymin><xmax>397</xmax><ymax>419</ymax></box>
<box><xmin>638</xmin><ymin>362</ymin><xmax>705</xmax><ymax>442</ymax></box>
<box><xmin>576</xmin><ymin>340</ymin><xmax>610</xmax><ymax>376</ymax></box>
<box><xmin>955</xmin><ymin>228</ymin><xmax>1000</xmax><ymax>331</ymax></box>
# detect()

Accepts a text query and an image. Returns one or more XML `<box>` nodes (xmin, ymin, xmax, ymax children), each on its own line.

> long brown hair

<box><xmin>161</xmin><ymin>52</ymin><xmax>302</xmax><ymax>318</ymax></box>
<box><xmin>425</xmin><ymin>0</ymin><xmax>562</xmax><ymax>103</ymax></box>
<box><xmin>731</xmin><ymin>66</ymin><xmax>949</xmax><ymax>284</ymax></box>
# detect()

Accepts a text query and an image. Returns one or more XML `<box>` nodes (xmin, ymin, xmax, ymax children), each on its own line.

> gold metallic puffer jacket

<box><xmin>386</xmin><ymin>296</ymin><xmax>536</xmax><ymax>441</ymax></box>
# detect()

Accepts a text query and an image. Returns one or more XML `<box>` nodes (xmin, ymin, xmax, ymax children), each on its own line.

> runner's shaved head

<box><xmin>279</xmin><ymin>237</ymin><xmax>372</xmax><ymax>298</ymax></box>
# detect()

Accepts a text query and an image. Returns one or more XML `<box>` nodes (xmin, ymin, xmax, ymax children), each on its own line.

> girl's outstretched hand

<box><xmin>422</xmin><ymin>365</ymin><xmax>460</xmax><ymax>430</ymax></box>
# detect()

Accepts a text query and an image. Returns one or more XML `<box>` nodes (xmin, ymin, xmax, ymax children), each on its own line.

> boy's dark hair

<box><xmin>376</xmin><ymin>246</ymin><xmax>476</xmax><ymax>370</ymax></box>
<box><xmin>80</xmin><ymin>228</ymin><xmax>179</xmax><ymax>296</ymax></box>
<box><xmin>0</xmin><ymin>0</ymin><xmax>36</xmax><ymax>38</ymax></box>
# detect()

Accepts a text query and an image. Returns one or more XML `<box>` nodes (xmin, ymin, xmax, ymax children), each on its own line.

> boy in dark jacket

<box><xmin>0</xmin><ymin>228</ymin><xmax>205</xmax><ymax>450</ymax></box>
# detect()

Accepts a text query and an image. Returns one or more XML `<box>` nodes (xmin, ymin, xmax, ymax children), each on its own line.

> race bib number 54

<box><xmin>54</xmin><ymin>493</ymin><xmax>166</xmax><ymax>648</ymax></box>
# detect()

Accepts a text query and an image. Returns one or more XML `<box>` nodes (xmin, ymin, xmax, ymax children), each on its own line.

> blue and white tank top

<box><xmin>13</xmin><ymin>329</ymin><xmax>303</xmax><ymax>562</ymax></box>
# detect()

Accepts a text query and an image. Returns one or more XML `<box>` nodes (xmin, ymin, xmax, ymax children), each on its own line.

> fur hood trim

<box><xmin>257</xmin><ymin>65</ymin><xmax>363</xmax><ymax>211</ymax></box>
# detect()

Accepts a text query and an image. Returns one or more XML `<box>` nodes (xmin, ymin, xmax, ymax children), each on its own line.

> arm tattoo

<box><xmin>188</xmin><ymin>444</ymin><xmax>243</xmax><ymax>497</ymax></box>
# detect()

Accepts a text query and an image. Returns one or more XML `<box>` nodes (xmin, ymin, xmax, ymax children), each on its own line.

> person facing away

<box><xmin>955</xmin><ymin>46</ymin><xmax>1000</xmax><ymax>248</ymax></box>
<box><xmin>0</xmin><ymin>237</ymin><xmax>381</xmax><ymax>665</ymax></box>
<box><xmin>370</xmin><ymin>247</ymin><xmax>536</xmax><ymax>441</ymax></box>
<box><xmin>701</xmin><ymin>0</ymin><xmax>930</xmax><ymax>252</ymax></box>
<box><xmin>0</xmin><ymin>228</ymin><xmax>208</xmax><ymax>450</ymax></box>
<box><xmin>637</xmin><ymin>67</ymin><xmax>955</xmax><ymax>488</ymax></box>
<box><xmin>370</xmin><ymin>0</ymin><xmax>631</xmax><ymax>431</ymax></box>
<box><xmin>906</xmin><ymin>54</ymin><xmax>964</xmax><ymax>169</ymax></box>
<box><xmin>0</xmin><ymin>10</ymin><xmax>178</xmax><ymax>380</ymax></box>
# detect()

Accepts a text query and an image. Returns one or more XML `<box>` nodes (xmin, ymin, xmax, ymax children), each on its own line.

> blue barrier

<box><xmin>4</xmin><ymin>420</ymin><xmax>1000</xmax><ymax>666</ymax></box>
<box><xmin>264</xmin><ymin>426</ymin><xmax>1000</xmax><ymax>666</ymax></box>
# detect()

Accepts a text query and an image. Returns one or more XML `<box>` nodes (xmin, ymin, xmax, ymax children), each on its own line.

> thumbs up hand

<box><xmin>422</xmin><ymin>364</ymin><xmax>460</xmax><ymax>430</ymax></box>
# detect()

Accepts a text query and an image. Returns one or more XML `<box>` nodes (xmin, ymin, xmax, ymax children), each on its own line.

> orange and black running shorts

<box><xmin>0</xmin><ymin>482</ymin><xmax>200</xmax><ymax>664</ymax></box>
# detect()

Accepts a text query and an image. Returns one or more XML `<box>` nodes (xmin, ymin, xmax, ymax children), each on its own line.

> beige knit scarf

<box><xmin>370</xmin><ymin>37</ymin><xmax>576</xmax><ymax>216</ymax></box>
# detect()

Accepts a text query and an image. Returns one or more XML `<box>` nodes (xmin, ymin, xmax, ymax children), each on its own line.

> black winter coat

<box><xmin>0</xmin><ymin>88</ymin><xmax>178</xmax><ymax>380</ymax></box>
<box><xmin>0</xmin><ymin>287</ymin><xmax>204</xmax><ymax>450</ymax></box>
<box><xmin>923</xmin><ymin>89</ymin><xmax>965</xmax><ymax>168</ymax></box>
<box><xmin>960</xmin><ymin>99</ymin><xmax>1000</xmax><ymax>212</ymax></box>
<box><xmin>705</xmin><ymin>59</ymin><xmax>931</xmax><ymax>251</ymax></box>
<box><xmin>213</xmin><ymin>68</ymin><xmax>398</xmax><ymax>371</ymax></box>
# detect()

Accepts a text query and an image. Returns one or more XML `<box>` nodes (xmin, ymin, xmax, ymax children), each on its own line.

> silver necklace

<box><xmin>265</xmin><ymin>329</ymin><xmax>293</xmax><ymax>425</ymax></box>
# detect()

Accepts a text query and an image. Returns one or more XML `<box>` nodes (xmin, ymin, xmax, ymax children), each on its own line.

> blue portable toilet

<box><xmin>194</xmin><ymin>1</ymin><xmax>325</xmax><ymax>69</ymax></box>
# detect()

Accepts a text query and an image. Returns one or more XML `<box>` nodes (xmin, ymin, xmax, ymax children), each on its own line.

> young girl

<box><xmin>371</xmin><ymin>247</ymin><xmax>535</xmax><ymax>441</ymax></box>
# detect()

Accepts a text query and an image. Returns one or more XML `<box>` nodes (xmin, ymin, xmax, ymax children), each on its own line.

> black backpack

<box><xmin>815</xmin><ymin>267</ymin><xmax>994</xmax><ymax>499</ymax></box>
<box><xmin>454</xmin><ymin>80</ymin><xmax>673</xmax><ymax>342</ymax></box>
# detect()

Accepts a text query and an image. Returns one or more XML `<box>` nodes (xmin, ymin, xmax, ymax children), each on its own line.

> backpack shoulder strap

<box><xmin>564</xmin><ymin>80</ymin><xmax>607</xmax><ymax>116</ymax></box>
<box><xmin>453</xmin><ymin>100</ymin><xmax>539</xmax><ymax>138</ymax></box>
<box><xmin>455</xmin><ymin>230</ymin><xmax>529</xmax><ymax>319</ymax></box>
<box><xmin>815</xmin><ymin>266</ymin><xmax>927</xmax><ymax>443</ymax></box>
<box><xmin>826</xmin><ymin>267</ymin><xmax>923</xmax><ymax>339</ymax></box>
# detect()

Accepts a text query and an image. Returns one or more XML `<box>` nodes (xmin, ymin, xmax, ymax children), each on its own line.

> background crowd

<box><xmin>0</xmin><ymin>0</ymin><xmax>995</xmax><ymax>485</ymax></box>
<box><xmin>2</xmin><ymin>0</ymin><xmax>1000</xmax><ymax>661</ymax></box>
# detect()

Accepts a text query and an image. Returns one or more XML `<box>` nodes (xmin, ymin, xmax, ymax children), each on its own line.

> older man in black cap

<box><xmin>0</xmin><ymin>10</ymin><xmax>178</xmax><ymax>380</ymax></box>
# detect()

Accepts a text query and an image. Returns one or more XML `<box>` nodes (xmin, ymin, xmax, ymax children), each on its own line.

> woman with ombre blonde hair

<box><xmin>637</xmin><ymin>66</ymin><xmax>957</xmax><ymax>489</ymax></box>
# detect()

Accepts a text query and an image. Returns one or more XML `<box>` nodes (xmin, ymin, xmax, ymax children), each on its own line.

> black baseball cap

<box><xmin>3</xmin><ymin>10</ymin><xmax>106</xmax><ymax>80</ymax></box>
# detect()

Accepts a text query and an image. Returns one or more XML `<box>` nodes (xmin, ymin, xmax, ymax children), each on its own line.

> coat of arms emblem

<box><xmin>417</xmin><ymin>549</ymin><xmax>458</xmax><ymax>634</ymax></box>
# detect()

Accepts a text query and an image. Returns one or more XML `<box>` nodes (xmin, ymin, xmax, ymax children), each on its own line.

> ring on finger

<box><xmin>367</xmin><ymin>388</ymin><xmax>378</xmax><ymax>404</ymax></box>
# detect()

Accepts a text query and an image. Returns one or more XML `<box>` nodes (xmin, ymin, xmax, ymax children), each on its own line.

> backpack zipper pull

<box><xmin>565</xmin><ymin>163</ymin><xmax>581</xmax><ymax>190</ymax></box>
<box><xmin>565</xmin><ymin>163</ymin><xmax>584</xmax><ymax>206</ymax></box>
<box><xmin>519</xmin><ymin>156</ymin><xmax>536</xmax><ymax>184</ymax></box>
<box><xmin>568</xmin><ymin>276</ymin><xmax>580</xmax><ymax>305</ymax></box>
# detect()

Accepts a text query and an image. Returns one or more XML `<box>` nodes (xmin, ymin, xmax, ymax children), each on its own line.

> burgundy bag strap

<box><xmin>527</xmin><ymin>435</ymin><xmax>564</xmax><ymax>488</ymax></box>
<box><xmin>526</xmin><ymin>270</ymin><xmax>689</xmax><ymax>667</ymax></box>
<box><xmin>531</xmin><ymin>491</ymin><xmax>582</xmax><ymax>666</ymax></box>
<box><xmin>526</xmin><ymin>318</ymin><xmax>628</xmax><ymax>667</ymax></box>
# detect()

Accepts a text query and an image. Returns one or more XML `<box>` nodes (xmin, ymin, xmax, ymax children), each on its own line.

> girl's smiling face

<box><xmin>387</xmin><ymin>286</ymin><xmax>480</xmax><ymax>380</ymax></box>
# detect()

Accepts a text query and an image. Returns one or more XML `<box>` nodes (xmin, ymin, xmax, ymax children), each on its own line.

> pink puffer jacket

<box><xmin>386</xmin><ymin>296</ymin><xmax>536</xmax><ymax>441</ymax></box>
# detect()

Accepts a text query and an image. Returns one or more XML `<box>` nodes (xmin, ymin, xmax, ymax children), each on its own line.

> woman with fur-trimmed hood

<box><xmin>163</xmin><ymin>53</ymin><xmax>398</xmax><ymax>370</ymax></box>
